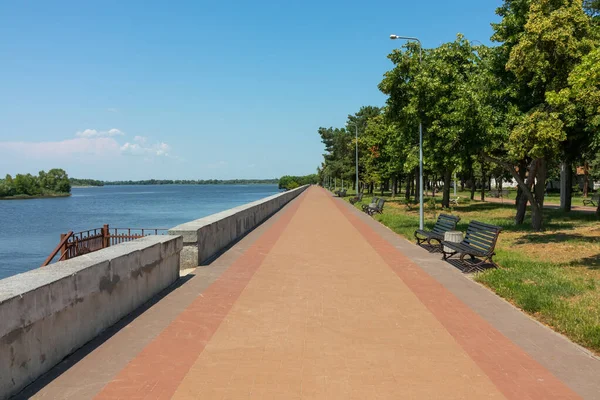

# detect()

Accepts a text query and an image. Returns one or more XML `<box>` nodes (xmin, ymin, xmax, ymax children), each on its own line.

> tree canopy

<box><xmin>0</xmin><ymin>169</ymin><xmax>71</xmax><ymax>198</ymax></box>
<box><xmin>278</xmin><ymin>175</ymin><xmax>318</xmax><ymax>190</ymax></box>
<box><xmin>317</xmin><ymin>0</ymin><xmax>600</xmax><ymax>229</ymax></box>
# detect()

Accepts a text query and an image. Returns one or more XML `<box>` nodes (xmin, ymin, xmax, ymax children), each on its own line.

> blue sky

<box><xmin>0</xmin><ymin>0</ymin><xmax>502</xmax><ymax>180</ymax></box>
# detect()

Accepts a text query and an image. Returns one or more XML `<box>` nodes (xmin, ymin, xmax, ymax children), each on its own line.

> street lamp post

<box><xmin>390</xmin><ymin>34</ymin><xmax>424</xmax><ymax>230</ymax></box>
<box><xmin>355</xmin><ymin>123</ymin><xmax>359</xmax><ymax>194</ymax></box>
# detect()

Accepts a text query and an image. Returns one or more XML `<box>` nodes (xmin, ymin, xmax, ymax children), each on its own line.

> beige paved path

<box><xmin>20</xmin><ymin>186</ymin><xmax>592</xmax><ymax>399</ymax></box>
<box><xmin>171</xmin><ymin>188</ymin><xmax>503</xmax><ymax>399</ymax></box>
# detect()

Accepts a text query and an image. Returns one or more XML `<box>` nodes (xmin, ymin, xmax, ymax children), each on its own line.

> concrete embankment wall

<box><xmin>0</xmin><ymin>235</ymin><xmax>182</xmax><ymax>399</ymax></box>
<box><xmin>169</xmin><ymin>185</ymin><xmax>308</xmax><ymax>269</ymax></box>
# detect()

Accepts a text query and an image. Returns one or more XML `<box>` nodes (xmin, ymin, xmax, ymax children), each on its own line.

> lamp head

<box><xmin>390</xmin><ymin>34</ymin><xmax>399</xmax><ymax>40</ymax></box>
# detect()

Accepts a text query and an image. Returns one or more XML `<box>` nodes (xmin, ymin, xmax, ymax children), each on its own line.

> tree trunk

<box><xmin>483</xmin><ymin>154</ymin><xmax>545</xmax><ymax>230</ymax></box>
<box><xmin>480</xmin><ymin>163</ymin><xmax>486</xmax><ymax>202</ymax></box>
<box><xmin>583</xmin><ymin>162</ymin><xmax>590</xmax><ymax>198</ymax></box>
<box><xmin>461</xmin><ymin>178</ymin><xmax>465</xmax><ymax>191</ymax></box>
<box><xmin>415</xmin><ymin>168</ymin><xmax>420</xmax><ymax>204</ymax></box>
<box><xmin>515</xmin><ymin>193</ymin><xmax>528</xmax><ymax>224</ymax></box>
<box><xmin>369</xmin><ymin>182</ymin><xmax>374</xmax><ymax>194</ymax></box>
<box><xmin>531</xmin><ymin>159</ymin><xmax>547</xmax><ymax>231</ymax></box>
<box><xmin>405</xmin><ymin>174</ymin><xmax>411</xmax><ymax>201</ymax></box>
<box><xmin>560</xmin><ymin>161</ymin><xmax>572</xmax><ymax>212</ymax></box>
<box><xmin>515</xmin><ymin>159</ymin><xmax>539</xmax><ymax>225</ymax></box>
<box><xmin>470</xmin><ymin>175</ymin><xmax>476</xmax><ymax>200</ymax></box>
<box><xmin>515</xmin><ymin>159</ymin><xmax>527</xmax><ymax>207</ymax></box>
<box><xmin>442</xmin><ymin>169</ymin><xmax>452</xmax><ymax>208</ymax></box>
<box><xmin>392</xmin><ymin>176</ymin><xmax>398</xmax><ymax>197</ymax></box>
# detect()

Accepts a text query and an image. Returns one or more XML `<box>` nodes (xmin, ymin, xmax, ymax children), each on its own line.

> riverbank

<box><xmin>0</xmin><ymin>184</ymin><xmax>282</xmax><ymax>279</ymax></box>
<box><xmin>0</xmin><ymin>193</ymin><xmax>71</xmax><ymax>200</ymax></box>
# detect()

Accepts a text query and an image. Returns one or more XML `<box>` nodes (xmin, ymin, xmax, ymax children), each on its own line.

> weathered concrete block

<box><xmin>0</xmin><ymin>235</ymin><xmax>183</xmax><ymax>399</ymax></box>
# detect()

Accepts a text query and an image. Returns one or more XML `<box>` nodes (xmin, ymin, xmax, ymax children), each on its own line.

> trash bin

<box><xmin>443</xmin><ymin>231</ymin><xmax>463</xmax><ymax>253</ymax></box>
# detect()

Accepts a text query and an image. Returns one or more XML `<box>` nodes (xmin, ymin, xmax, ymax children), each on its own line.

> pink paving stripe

<box><xmin>94</xmin><ymin>191</ymin><xmax>306</xmax><ymax>400</ymax></box>
<box><xmin>331</xmin><ymin>195</ymin><xmax>581</xmax><ymax>400</ymax></box>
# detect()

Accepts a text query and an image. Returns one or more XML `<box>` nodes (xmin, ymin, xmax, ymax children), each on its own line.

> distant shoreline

<box><xmin>0</xmin><ymin>193</ymin><xmax>71</xmax><ymax>201</ymax></box>
<box><xmin>70</xmin><ymin>182</ymin><xmax>280</xmax><ymax>188</ymax></box>
<box><xmin>70</xmin><ymin>180</ymin><xmax>279</xmax><ymax>187</ymax></box>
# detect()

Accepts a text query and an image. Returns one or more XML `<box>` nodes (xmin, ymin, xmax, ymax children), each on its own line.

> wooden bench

<box><xmin>583</xmin><ymin>194</ymin><xmax>599</xmax><ymax>207</ymax></box>
<box><xmin>414</xmin><ymin>214</ymin><xmax>461</xmax><ymax>250</ymax></box>
<box><xmin>349</xmin><ymin>192</ymin><xmax>363</xmax><ymax>205</ymax></box>
<box><xmin>335</xmin><ymin>189</ymin><xmax>347</xmax><ymax>197</ymax></box>
<box><xmin>366</xmin><ymin>198</ymin><xmax>385</xmax><ymax>216</ymax></box>
<box><xmin>362</xmin><ymin>197</ymin><xmax>379</xmax><ymax>212</ymax></box>
<box><xmin>441</xmin><ymin>220</ymin><xmax>503</xmax><ymax>271</ymax></box>
<box><xmin>490</xmin><ymin>189</ymin><xmax>509</xmax><ymax>198</ymax></box>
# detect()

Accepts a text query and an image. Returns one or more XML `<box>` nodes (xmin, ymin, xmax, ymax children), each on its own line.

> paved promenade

<box><xmin>18</xmin><ymin>187</ymin><xmax>600</xmax><ymax>399</ymax></box>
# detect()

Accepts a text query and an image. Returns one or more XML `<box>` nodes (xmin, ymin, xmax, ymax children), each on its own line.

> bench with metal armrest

<box><xmin>441</xmin><ymin>220</ymin><xmax>503</xmax><ymax>272</ymax></box>
<box><xmin>414</xmin><ymin>214</ymin><xmax>461</xmax><ymax>250</ymax></box>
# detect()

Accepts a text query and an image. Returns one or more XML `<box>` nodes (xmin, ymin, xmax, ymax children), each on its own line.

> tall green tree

<box><xmin>346</xmin><ymin>106</ymin><xmax>382</xmax><ymax>191</ymax></box>
<box><xmin>379</xmin><ymin>41</ymin><xmax>425</xmax><ymax>202</ymax></box>
<box><xmin>486</xmin><ymin>0</ymin><xmax>596</xmax><ymax>230</ymax></box>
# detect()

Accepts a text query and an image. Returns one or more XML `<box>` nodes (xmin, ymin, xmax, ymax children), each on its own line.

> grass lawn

<box><xmin>342</xmin><ymin>190</ymin><xmax>600</xmax><ymax>353</ymax></box>
<box><xmin>333</xmin><ymin>186</ymin><xmax>596</xmax><ymax>207</ymax></box>
<box><xmin>453</xmin><ymin>188</ymin><xmax>593</xmax><ymax>207</ymax></box>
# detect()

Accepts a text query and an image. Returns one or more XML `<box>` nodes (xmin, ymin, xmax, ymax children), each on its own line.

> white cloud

<box><xmin>0</xmin><ymin>129</ymin><xmax>178</xmax><ymax>167</ymax></box>
<box><xmin>76</xmin><ymin>128</ymin><xmax>124</xmax><ymax>138</ymax></box>
<box><xmin>134</xmin><ymin>135</ymin><xmax>147</xmax><ymax>144</ymax></box>
<box><xmin>0</xmin><ymin>137</ymin><xmax>121</xmax><ymax>158</ymax></box>
<box><xmin>120</xmin><ymin>141</ymin><xmax>171</xmax><ymax>157</ymax></box>
<box><xmin>107</xmin><ymin>128</ymin><xmax>123</xmax><ymax>136</ymax></box>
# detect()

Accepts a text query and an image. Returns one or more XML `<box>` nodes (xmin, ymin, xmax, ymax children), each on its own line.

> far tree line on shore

<box><xmin>278</xmin><ymin>175</ymin><xmax>318</xmax><ymax>190</ymax></box>
<box><xmin>69</xmin><ymin>178</ymin><xmax>281</xmax><ymax>187</ymax></box>
<box><xmin>0</xmin><ymin>169</ymin><xmax>71</xmax><ymax>198</ymax></box>
<box><xmin>1</xmin><ymin>171</ymin><xmax>315</xmax><ymax>198</ymax></box>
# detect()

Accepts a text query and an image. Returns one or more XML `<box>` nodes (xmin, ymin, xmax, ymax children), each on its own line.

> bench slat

<box><xmin>442</xmin><ymin>219</ymin><xmax>502</xmax><ymax>265</ymax></box>
<box><xmin>465</xmin><ymin>235</ymin><xmax>495</xmax><ymax>246</ymax></box>
<box><xmin>463</xmin><ymin>239</ymin><xmax>493</xmax><ymax>252</ymax></box>
<box><xmin>468</xmin><ymin>225</ymin><xmax>500</xmax><ymax>236</ymax></box>
<box><xmin>469</xmin><ymin>221</ymin><xmax>503</xmax><ymax>232</ymax></box>
<box><xmin>466</xmin><ymin>230</ymin><xmax>496</xmax><ymax>242</ymax></box>
<box><xmin>466</xmin><ymin>228</ymin><xmax>497</xmax><ymax>240</ymax></box>
<box><xmin>443</xmin><ymin>242</ymin><xmax>487</xmax><ymax>256</ymax></box>
<box><xmin>437</xmin><ymin>221</ymin><xmax>456</xmax><ymax>229</ymax></box>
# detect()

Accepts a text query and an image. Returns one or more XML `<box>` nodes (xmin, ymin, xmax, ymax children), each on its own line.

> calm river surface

<box><xmin>0</xmin><ymin>184</ymin><xmax>281</xmax><ymax>280</ymax></box>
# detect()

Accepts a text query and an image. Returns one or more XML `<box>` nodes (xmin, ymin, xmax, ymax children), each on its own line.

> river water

<box><xmin>0</xmin><ymin>184</ymin><xmax>281</xmax><ymax>280</ymax></box>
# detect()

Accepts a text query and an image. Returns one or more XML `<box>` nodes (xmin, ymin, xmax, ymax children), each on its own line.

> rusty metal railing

<box><xmin>42</xmin><ymin>225</ymin><xmax>168</xmax><ymax>267</ymax></box>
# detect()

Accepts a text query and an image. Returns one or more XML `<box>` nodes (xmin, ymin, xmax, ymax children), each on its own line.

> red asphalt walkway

<box><xmin>18</xmin><ymin>186</ymin><xmax>600</xmax><ymax>399</ymax></box>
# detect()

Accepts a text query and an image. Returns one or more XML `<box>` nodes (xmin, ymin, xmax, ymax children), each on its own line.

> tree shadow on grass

<box><xmin>569</xmin><ymin>254</ymin><xmax>600</xmax><ymax>270</ymax></box>
<box><xmin>514</xmin><ymin>233</ymin><xmax>600</xmax><ymax>245</ymax></box>
<box><xmin>452</xmin><ymin>202</ymin><xmax>515</xmax><ymax>213</ymax></box>
<box><xmin>544</xmin><ymin>209</ymin><xmax>599</xmax><ymax>223</ymax></box>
